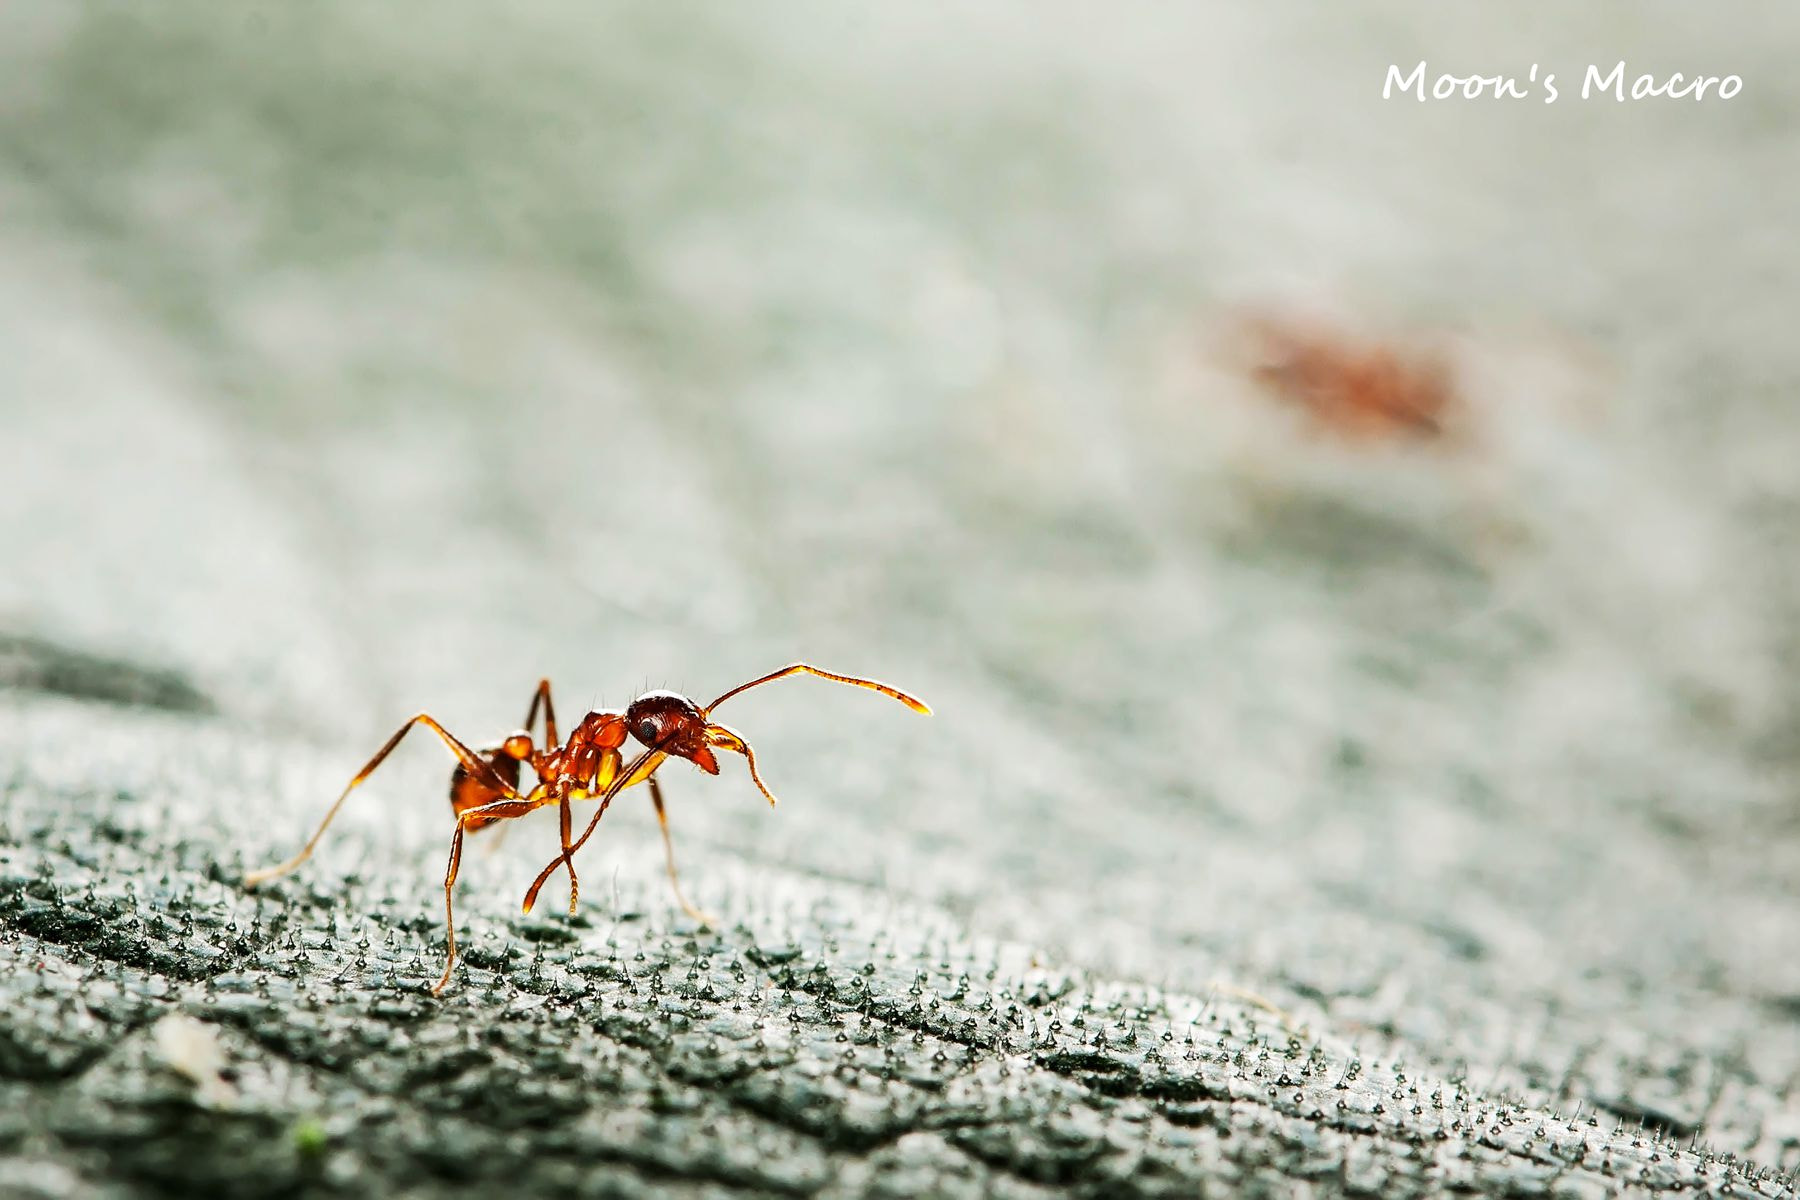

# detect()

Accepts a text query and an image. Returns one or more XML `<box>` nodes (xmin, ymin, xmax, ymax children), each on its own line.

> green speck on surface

<box><xmin>290</xmin><ymin>1118</ymin><xmax>328</xmax><ymax>1158</ymax></box>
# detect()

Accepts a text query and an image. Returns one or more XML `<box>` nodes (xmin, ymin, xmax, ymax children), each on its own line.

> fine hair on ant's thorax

<box><xmin>242</xmin><ymin>663</ymin><xmax>930</xmax><ymax>995</ymax></box>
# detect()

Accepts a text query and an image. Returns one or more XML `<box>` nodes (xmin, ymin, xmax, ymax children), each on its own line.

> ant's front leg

<box><xmin>648</xmin><ymin>775</ymin><xmax>715</xmax><ymax>928</ymax></box>
<box><xmin>245</xmin><ymin>714</ymin><xmax>524</xmax><ymax>889</ymax></box>
<box><xmin>543</xmin><ymin>744</ymin><xmax>625</xmax><ymax>917</ymax></box>
<box><xmin>522</xmin><ymin>749</ymin><xmax>669</xmax><ymax>916</ymax></box>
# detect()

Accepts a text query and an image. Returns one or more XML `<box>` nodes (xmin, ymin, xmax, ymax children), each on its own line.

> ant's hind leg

<box><xmin>649</xmin><ymin>776</ymin><xmax>715</xmax><ymax>928</ymax></box>
<box><xmin>245</xmin><ymin>714</ymin><xmax>521</xmax><ymax>889</ymax></box>
<box><xmin>475</xmin><ymin>676</ymin><xmax>559</xmax><ymax>862</ymax></box>
<box><xmin>522</xmin><ymin>678</ymin><xmax>558</xmax><ymax>746</ymax></box>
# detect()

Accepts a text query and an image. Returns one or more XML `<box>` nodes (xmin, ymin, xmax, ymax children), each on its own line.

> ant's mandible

<box><xmin>242</xmin><ymin>663</ymin><xmax>929</xmax><ymax>995</ymax></box>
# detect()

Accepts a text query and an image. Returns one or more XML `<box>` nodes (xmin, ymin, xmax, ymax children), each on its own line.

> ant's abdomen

<box><xmin>450</xmin><ymin>749</ymin><xmax>522</xmax><ymax>831</ymax></box>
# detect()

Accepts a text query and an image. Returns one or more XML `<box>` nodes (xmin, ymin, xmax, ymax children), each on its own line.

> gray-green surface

<box><xmin>2</xmin><ymin>4</ymin><xmax>1798</xmax><ymax>1197</ymax></box>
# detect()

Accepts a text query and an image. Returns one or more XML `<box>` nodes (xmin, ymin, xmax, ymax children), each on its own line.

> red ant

<box><xmin>1236</xmin><ymin>313</ymin><xmax>1455</xmax><ymax>442</ymax></box>
<box><xmin>243</xmin><ymin>663</ymin><xmax>930</xmax><ymax>994</ymax></box>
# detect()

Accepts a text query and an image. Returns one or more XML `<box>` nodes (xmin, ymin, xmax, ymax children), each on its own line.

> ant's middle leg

<box><xmin>558</xmin><ymin>792</ymin><xmax>580</xmax><ymax>916</ymax></box>
<box><xmin>434</xmin><ymin>796</ymin><xmax>543</xmax><ymax>996</ymax></box>
<box><xmin>648</xmin><ymin>776</ymin><xmax>715</xmax><ymax>927</ymax></box>
<box><xmin>435</xmin><ymin>822</ymin><xmax>468</xmax><ymax>997</ymax></box>
<box><xmin>245</xmin><ymin>713</ymin><xmax>522</xmax><ymax>889</ymax></box>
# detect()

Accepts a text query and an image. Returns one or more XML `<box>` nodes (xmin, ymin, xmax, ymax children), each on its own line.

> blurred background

<box><xmin>2</xmin><ymin>0</ymin><xmax>1798</xmax><ymax>1181</ymax></box>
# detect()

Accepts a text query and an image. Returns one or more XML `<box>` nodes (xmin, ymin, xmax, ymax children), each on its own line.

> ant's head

<box><xmin>625</xmin><ymin>691</ymin><xmax>719</xmax><ymax>772</ymax></box>
<box><xmin>622</xmin><ymin>688</ymin><xmax>783</xmax><ymax>804</ymax></box>
<box><xmin>616</xmin><ymin>665</ymin><xmax>928</xmax><ymax>807</ymax></box>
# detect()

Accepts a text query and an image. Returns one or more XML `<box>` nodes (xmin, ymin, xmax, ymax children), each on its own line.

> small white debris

<box><xmin>152</xmin><ymin>1013</ymin><xmax>236</xmax><ymax>1107</ymax></box>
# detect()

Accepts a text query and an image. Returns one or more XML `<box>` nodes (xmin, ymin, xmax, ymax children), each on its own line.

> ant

<box><xmin>1236</xmin><ymin>312</ymin><xmax>1454</xmax><ymax>443</ymax></box>
<box><xmin>243</xmin><ymin>663</ymin><xmax>930</xmax><ymax>995</ymax></box>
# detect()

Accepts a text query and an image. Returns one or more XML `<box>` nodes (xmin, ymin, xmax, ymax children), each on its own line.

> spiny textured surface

<box><xmin>2</xmin><ymin>3</ymin><xmax>1799</xmax><ymax>1197</ymax></box>
<box><xmin>1</xmin><ymin>735</ymin><xmax>1787</xmax><ymax>1200</ymax></box>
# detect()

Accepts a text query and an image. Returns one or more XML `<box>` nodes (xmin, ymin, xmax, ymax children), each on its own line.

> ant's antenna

<box><xmin>705</xmin><ymin>662</ymin><xmax>931</xmax><ymax>716</ymax></box>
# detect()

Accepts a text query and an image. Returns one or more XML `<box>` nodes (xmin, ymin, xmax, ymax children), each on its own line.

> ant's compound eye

<box><xmin>634</xmin><ymin>719</ymin><xmax>660</xmax><ymax>745</ymax></box>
